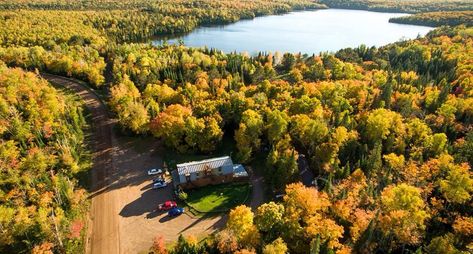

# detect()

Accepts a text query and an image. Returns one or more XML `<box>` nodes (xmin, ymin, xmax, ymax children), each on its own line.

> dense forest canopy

<box><xmin>1</xmin><ymin>0</ymin><xmax>472</xmax><ymax>13</ymax></box>
<box><xmin>0</xmin><ymin>0</ymin><xmax>472</xmax><ymax>253</ymax></box>
<box><xmin>0</xmin><ymin>0</ymin><xmax>323</xmax><ymax>11</ymax></box>
<box><xmin>0</xmin><ymin>63</ymin><xmax>89</xmax><ymax>253</ymax></box>
<box><xmin>321</xmin><ymin>0</ymin><xmax>473</xmax><ymax>13</ymax></box>
<box><xmin>0</xmin><ymin>0</ymin><xmax>324</xmax><ymax>44</ymax></box>
<box><xmin>0</xmin><ymin>0</ymin><xmax>470</xmax><ymax>87</ymax></box>
<box><xmin>390</xmin><ymin>11</ymin><xmax>473</xmax><ymax>27</ymax></box>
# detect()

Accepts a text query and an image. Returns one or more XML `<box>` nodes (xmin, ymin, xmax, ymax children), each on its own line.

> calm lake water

<box><xmin>153</xmin><ymin>9</ymin><xmax>434</xmax><ymax>55</ymax></box>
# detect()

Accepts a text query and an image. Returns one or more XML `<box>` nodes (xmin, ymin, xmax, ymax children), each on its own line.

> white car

<box><xmin>147</xmin><ymin>168</ymin><xmax>163</xmax><ymax>175</ymax></box>
<box><xmin>153</xmin><ymin>181</ymin><xmax>167</xmax><ymax>189</ymax></box>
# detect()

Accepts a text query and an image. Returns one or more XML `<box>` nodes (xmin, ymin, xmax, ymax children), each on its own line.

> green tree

<box><xmin>266</xmin><ymin>110</ymin><xmax>289</xmax><ymax>144</ymax></box>
<box><xmin>380</xmin><ymin>73</ymin><xmax>395</xmax><ymax>109</ymax></box>
<box><xmin>266</xmin><ymin>135</ymin><xmax>299</xmax><ymax>189</ymax></box>
<box><xmin>255</xmin><ymin>202</ymin><xmax>285</xmax><ymax>240</ymax></box>
<box><xmin>227</xmin><ymin>205</ymin><xmax>260</xmax><ymax>249</ymax></box>
<box><xmin>424</xmin><ymin>234</ymin><xmax>462</xmax><ymax>254</ymax></box>
<box><xmin>380</xmin><ymin>184</ymin><xmax>430</xmax><ymax>246</ymax></box>
<box><xmin>364</xmin><ymin>108</ymin><xmax>405</xmax><ymax>152</ymax></box>
<box><xmin>171</xmin><ymin>235</ymin><xmax>200</xmax><ymax>254</ymax></box>
<box><xmin>119</xmin><ymin>101</ymin><xmax>150</xmax><ymax>134</ymax></box>
<box><xmin>263</xmin><ymin>238</ymin><xmax>288</xmax><ymax>254</ymax></box>
<box><xmin>235</xmin><ymin>109</ymin><xmax>264</xmax><ymax>162</ymax></box>
<box><xmin>439</xmin><ymin>163</ymin><xmax>473</xmax><ymax>204</ymax></box>
<box><xmin>279</xmin><ymin>53</ymin><xmax>296</xmax><ymax>72</ymax></box>
<box><xmin>290</xmin><ymin>114</ymin><xmax>329</xmax><ymax>152</ymax></box>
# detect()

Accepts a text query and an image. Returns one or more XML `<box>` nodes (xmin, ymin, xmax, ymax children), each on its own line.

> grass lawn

<box><xmin>186</xmin><ymin>183</ymin><xmax>251</xmax><ymax>213</ymax></box>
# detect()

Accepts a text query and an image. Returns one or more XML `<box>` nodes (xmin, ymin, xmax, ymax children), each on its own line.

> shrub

<box><xmin>178</xmin><ymin>191</ymin><xmax>188</xmax><ymax>201</ymax></box>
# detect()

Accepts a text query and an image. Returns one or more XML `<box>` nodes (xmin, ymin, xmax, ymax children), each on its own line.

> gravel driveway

<box><xmin>44</xmin><ymin>74</ymin><xmax>225</xmax><ymax>254</ymax></box>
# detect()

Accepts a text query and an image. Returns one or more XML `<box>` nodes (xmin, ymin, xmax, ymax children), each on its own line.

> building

<box><xmin>173</xmin><ymin>156</ymin><xmax>248</xmax><ymax>189</ymax></box>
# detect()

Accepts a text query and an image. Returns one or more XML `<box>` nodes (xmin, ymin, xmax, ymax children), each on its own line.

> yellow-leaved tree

<box><xmin>380</xmin><ymin>183</ymin><xmax>430</xmax><ymax>246</ymax></box>
<box><xmin>226</xmin><ymin>205</ymin><xmax>261</xmax><ymax>250</ymax></box>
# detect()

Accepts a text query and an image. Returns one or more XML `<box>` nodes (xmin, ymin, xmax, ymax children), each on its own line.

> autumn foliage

<box><xmin>0</xmin><ymin>64</ymin><xmax>89</xmax><ymax>253</ymax></box>
<box><xmin>0</xmin><ymin>0</ymin><xmax>471</xmax><ymax>253</ymax></box>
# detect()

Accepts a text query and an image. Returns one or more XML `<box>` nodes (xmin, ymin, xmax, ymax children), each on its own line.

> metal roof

<box><xmin>233</xmin><ymin>164</ymin><xmax>248</xmax><ymax>177</ymax></box>
<box><xmin>177</xmin><ymin>156</ymin><xmax>233</xmax><ymax>175</ymax></box>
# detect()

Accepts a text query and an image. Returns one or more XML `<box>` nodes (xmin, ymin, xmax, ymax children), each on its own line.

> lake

<box><xmin>153</xmin><ymin>9</ymin><xmax>434</xmax><ymax>55</ymax></box>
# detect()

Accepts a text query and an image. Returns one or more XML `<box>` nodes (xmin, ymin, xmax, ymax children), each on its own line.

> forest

<box><xmin>0</xmin><ymin>0</ymin><xmax>472</xmax><ymax>253</ymax></box>
<box><xmin>320</xmin><ymin>0</ymin><xmax>473</xmax><ymax>13</ymax></box>
<box><xmin>0</xmin><ymin>0</ymin><xmax>322</xmax><ymax>86</ymax></box>
<box><xmin>390</xmin><ymin>11</ymin><xmax>473</xmax><ymax>27</ymax></box>
<box><xmin>0</xmin><ymin>63</ymin><xmax>90</xmax><ymax>253</ymax></box>
<box><xmin>0</xmin><ymin>0</ymin><xmax>470</xmax><ymax>88</ymax></box>
<box><xmin>0</xmin><ymin>0</ymin><xmax>323</xmax><ymax>44</ymax></box>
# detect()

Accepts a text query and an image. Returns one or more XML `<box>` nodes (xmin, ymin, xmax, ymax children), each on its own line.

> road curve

<box><xmin>42</xmin><ymin>73</ymin><xmax>120</xmax><ymax>254</ymax></box>
<box><xmin>43</xmin><ymin>73</ymin><xmax>237</xmax><ymax>253</ymax></box>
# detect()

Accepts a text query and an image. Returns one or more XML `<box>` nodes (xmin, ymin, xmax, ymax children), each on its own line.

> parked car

<box><xmin>168</xmin><ymin>207</ymin><xmax>184</xmax><ymax>216</ymax></box>
<box><xmin>158</xmin><ymin>201</ymin><xmax>177</xmax><ymax>211</ymax></box>
<box><xmin>153</xmin><ymin>175</ymin><xmax>164</xmax><ymax>183</ymax></box>
<box><xmin>148</xmin><ymin>168</ymin><xmax>163</xmax><ymax>175</ymax></box>
<box><xmin>152</xmin><ymin>181</ymin><xmax>167</xmax><ymax>189</ymax></box>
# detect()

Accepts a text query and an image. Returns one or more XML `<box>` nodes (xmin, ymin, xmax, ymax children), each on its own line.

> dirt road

<box><xmin>43</xmin><ymin>74</ymin><xmax>225</xmax><ymax>254</ymax></box>
<box><xmin>43</xmin><ymin>74</ymin><xmax>120</xmax><ymax>254</ymax></box>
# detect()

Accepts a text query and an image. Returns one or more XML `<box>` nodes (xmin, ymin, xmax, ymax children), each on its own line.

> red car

<box><xmin>158</xmin><ymin>201</ymin><xmax>177</xmax><ymax>211</ymax></box>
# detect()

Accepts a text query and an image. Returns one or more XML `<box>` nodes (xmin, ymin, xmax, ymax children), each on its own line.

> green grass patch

<box><xmin>186</xmin><ymin>183</ymin><xmax>251</xmax><ymax>213</ymax></box>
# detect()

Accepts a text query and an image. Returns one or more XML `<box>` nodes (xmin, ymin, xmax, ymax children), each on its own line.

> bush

<box><xmin>178</xmin><ymin>191</ymin><xmax>188</xmax><ymax>201</ymax></box>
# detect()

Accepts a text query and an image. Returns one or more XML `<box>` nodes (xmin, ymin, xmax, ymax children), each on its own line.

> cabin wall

<box><xmin>179</xmin><ymin>174</ymin><xmax>234</xmax><ymax>190</ymax></box>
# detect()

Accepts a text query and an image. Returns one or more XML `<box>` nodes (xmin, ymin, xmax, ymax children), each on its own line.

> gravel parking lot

<box><xmin>112</xmin><ymin>137</ymin><xmax>226</xmax><ymax>253</ymax></box>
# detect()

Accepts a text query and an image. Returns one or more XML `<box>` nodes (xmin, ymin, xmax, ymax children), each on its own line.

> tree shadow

<box><xmin>178</xmin><ymin>213</ymin><xmax>226</xmax><ymax>234</ymax></box>
<box><xmin>145</xmin><ymin>210</ymin><xmax>163</xmax><ymax>219</ymax></box>
<box><xmin>207</xmin><ymin>214</ymin><xmax>227</xmax><ymax>231</ymax></box>
<box><xmin>119</xmin><ymin>186</ymin><xmax>171</xmax><ymax>218</ymax></box>
<box><xmin>87</xmin><ymin>135</ymin><xmax>164</xmax><ymax>199</ymax></box>
<box><xmin>140</xmin><ymin>182</ymin><xmax>153</xmax><ymax>191</ymax></box>
<box><xmin>159</xmin><ymin>214</ymin><xmax>181</xmax><ymax>223</ymax></box>
<box><xmin>298</xmin><ymin>154</ymin><xmax>315</xmax><ymax>187</ymax></box>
